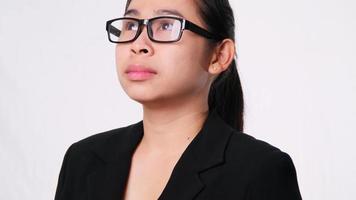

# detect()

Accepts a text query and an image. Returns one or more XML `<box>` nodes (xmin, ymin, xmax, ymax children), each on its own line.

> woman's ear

<box><xmin>208</xmin><ymin>39</ymin><xmax>236</xmax><ymax>75</ymax></box>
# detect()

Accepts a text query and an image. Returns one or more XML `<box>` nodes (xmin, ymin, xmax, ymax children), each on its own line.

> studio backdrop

<box><xmin>1</xmin><ymin>0</ymin><xmax>355</xmax><ymax>199</ymax></box>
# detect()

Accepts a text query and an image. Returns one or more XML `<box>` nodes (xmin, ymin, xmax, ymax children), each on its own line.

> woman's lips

<box><xmin>125</xmin><ymin>64</ymin><xmax>157</xmax><ymax>80</ymax></box>
<box><xmin>126</xmin><ymin>71</ymin><xmax>156</xmax><ymax>80</ymax></box>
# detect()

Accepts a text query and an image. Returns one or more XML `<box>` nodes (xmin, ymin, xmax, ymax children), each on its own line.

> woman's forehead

<box><xmin>126</xmin><ymin>0</ymin><xmax>199</xmax><ymax>19</ymax></box>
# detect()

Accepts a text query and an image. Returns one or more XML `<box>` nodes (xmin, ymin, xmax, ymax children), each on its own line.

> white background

<box><xmin>1</xmin><ymin>0</ymin><xmax>355</xmax><ymax>199</ymax></box>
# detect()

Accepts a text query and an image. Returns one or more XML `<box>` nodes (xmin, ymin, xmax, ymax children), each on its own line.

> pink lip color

<box><xmin>126</xmin><ymin>71</ymin><xmax>156</xmax><ymax>80</ymax></box>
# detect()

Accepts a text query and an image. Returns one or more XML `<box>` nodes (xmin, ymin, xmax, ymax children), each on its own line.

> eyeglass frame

<box><xmin>105</xmin><ymin>16</ymin><xmax>224</xmax><ymax>43</ymax></box>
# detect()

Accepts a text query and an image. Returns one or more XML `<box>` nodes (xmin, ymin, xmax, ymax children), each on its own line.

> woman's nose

<box><xmin>130</xmin><ymin>25</ymin><xmax>153</xmax><ymax>55</ymax></box>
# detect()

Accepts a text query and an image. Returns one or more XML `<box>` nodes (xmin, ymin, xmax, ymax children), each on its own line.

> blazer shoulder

<box><xmin>227</xmin><ymin>130</ymin><xmax>284</xmax><ymax>158</ymax></box>
<box><xmin>225</xmin><ymin>131</ymin><xmax>302</xmax><ymax>199</ymax></box>
<box><xmin>55</xmin><ymin>123</ymin><xmax>139</xmax><ymax>200</ymax></box>
<box><xmin>225</xmin><ymin>130</ymin><xmax>297</xmax><ymax>171</ymax></box>
<box><xmin>65</xmin><ymin>122</ymin><xmax>137</xmax><ymax>157</ymax></box>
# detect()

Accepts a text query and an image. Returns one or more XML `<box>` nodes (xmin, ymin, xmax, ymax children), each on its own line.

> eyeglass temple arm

<box><xmin>106</xmin><ymin>22</ymin><xmax>121</xmax><ymax>37</ymax></box>
<box><xmin>184</xmin><ymin>20</ymin><xmax>223</xmax><ymax>40</ymax></box>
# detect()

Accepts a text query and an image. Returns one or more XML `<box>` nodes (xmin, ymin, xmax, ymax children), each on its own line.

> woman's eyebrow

<box><xmin>124</xmin><ymin>8</ymin><xmax>185</xmax><ymax>18</ymax></box>
<box><xmin>154</xmin><ymin>9</ymin><xmax>185</xmax><ymax>18</ymax></box>
<box><xmin>124</xmin><ymin>9</ymin><xmax>139</xmax><ymax>16</ymax></box>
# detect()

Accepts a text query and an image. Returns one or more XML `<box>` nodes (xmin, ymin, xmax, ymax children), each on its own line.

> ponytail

<box><xmin>208</xmin><ymin>58</ymin><xmax>244</xmax><ymax>131</ymax></box>
<box><xmin>198</xmin><ymin>0</ymin><xmax>244</xmax><ymax>131</ymax></box>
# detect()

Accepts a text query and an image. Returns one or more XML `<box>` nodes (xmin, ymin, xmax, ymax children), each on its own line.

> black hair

<box><xmin>124</xmin><ymin>0</ymin><xmax>244</xmax><ymax>131</ymax></box>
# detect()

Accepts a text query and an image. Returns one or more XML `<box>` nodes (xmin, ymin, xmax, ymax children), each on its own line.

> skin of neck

<box><xmin>138</xmin><ymin>87</ymin><xmax>210</xmax><ymax>156</ymax></box>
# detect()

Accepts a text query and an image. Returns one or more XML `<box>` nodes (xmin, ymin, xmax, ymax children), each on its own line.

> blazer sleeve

<box><xmin>54</xmin><ymin>144</ymin><xmax>74</xmax><ymax>200</ymax></box>
<box><xmin>245</xmin><ymin>151</ymin><xmax>303</xmax><ymax>200</ymax></box>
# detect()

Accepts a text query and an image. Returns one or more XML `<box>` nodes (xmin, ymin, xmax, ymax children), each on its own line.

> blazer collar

<box><xmin>87</xmin><ymin>108</ymin><xmax>235</xmax><ymax>200</ymax></box>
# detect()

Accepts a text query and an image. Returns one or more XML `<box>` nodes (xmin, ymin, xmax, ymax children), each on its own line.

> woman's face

<box><xmin>116</xmin><ymin>0</ymin><xmax>215</xmax><ymax>107</ymax></box>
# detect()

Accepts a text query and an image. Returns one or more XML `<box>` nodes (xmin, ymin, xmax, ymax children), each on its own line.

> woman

<box><xmin>54</xmin><ymin>0</ymin><xmax>302</xmax><ymax>199</ymax></box>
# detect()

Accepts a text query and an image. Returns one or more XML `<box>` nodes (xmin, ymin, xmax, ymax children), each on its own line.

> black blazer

<box><xmin>54</xmin><ymin>109</ymin><xmax>302</xmax><ymax>200</ymax></box>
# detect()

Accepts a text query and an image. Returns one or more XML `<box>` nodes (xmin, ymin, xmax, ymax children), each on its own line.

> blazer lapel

<box><xmin>86</xmin><ymin>121</ymin><xmax>144</xmax><ymax>200</ymax></box>
<box><xmin>86</xmin><ymin>108</ymin><xmax>234</xmax><ymax>200</ymax></box>
<box><xmin>157</xmin><ymin>108</ymin><xmax>235</xmax><ymax>200</ymax></box>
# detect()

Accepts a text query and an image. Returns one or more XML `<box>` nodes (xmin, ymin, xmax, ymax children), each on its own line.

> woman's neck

<box><xmin>139</xmin><ymin>105</ymin><xmax>209</xmax><ymax>156</ymax></box>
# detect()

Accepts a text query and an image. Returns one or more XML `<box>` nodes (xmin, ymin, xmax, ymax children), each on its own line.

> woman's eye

<box><xmin>125</xmin><ymin>22</ymin><xmax>137</xmax><ymax>30</ymax></box>
<box><xmin>159</xmin><ymin>22</ymin><xmax>173</xmax><ymax>31</ymax></box>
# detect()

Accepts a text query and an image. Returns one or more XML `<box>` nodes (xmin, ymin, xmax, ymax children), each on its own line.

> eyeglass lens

<box><xmin>108</xmin><ymin>18</ymin><xmax>182</xmax><ymax>42</ymax></box>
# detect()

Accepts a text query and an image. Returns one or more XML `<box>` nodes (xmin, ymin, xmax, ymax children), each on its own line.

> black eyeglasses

<box><xmin>105</xmin><ymin>16</ymin><xmax>223</xmax><ymax>43</ymax></box>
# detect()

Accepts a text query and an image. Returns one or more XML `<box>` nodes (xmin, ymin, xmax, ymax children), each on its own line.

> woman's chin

<box><xmin>125</xmin><ymin>89</ymin><xmax>157</xmax><ymax>102</ymax></box>
<box><xmin>125</xmin><ymin>90</ymin><xmax>173</xmax><ymax>108</ymax></box>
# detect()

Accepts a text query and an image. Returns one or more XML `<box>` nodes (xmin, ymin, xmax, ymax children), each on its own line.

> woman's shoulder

<box><xmin>225</xmin><ymin>130</ymin><xmax>296</xmax><ymax>172</ymax></box>
<box><xmin>224</xmin><ymin>131</ymin><xmax>302</xmax><ymax>199</ymax></box>
<box><xmin>64</xmin><ymin>122</ymin><xmax>140</xmax><ymax>159</ymax></box>
<box><xmin>227</xmin><ymin>130</ymin><xmax>284</xmax><ymax>155</ymax></box>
